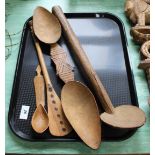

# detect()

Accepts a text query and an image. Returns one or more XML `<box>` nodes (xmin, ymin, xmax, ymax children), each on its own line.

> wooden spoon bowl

<box><xmin>130</xmin><ymin>26</ymin><xmax>150</xmax><ymax>44</ymax></box>
<box><xmin>52</xmin><ymin>5</ymin><xmax>146</xmax><ymax>129</ymax></box>
<box><xmin>29</xmin><ymin>21</ymin><xmax>72</xmax><ymax>136</ymax></box>
<box><xmin>61</xmin><ymin>81</ymin><xmax>101</xmax><ymax>149</ymax></box>
<box><xmin>31</xmin><ymin>104</ymin><xmax>49</xmax><ymax>133</ymax></box>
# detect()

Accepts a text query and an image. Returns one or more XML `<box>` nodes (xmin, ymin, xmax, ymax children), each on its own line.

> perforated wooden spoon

<box><xmin>29</xmin><ymin>21</ymin><xmax>72</xmax><ymax>136</ymax></box>
<box><xmin>52</xmin><ymin>5</ymin><xmax>146</xmax><ymax>129</ymax></box>
<box><xmin>31</xmin><ymin>65</ymin><xmax>49</xmax><ymax>133</ymax></box>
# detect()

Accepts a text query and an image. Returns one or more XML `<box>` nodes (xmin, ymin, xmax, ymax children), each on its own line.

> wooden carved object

<box><xmin>140</xmin><ymin>40</ymin><xmax>150</xmax><ymax>58</ymax></box>
<box><xmin>31</xmin><ymin>65</ymin><xmax>49</xmax><ymax>133</ymax></box>
<box><xmin>33</xmin><ymin>7</ymin><xmax>74</xmax><ymax>84</ymax></box>
<box><xmin>125</xmin><ymin>0</ymin><xmax>150</xmax><ymax>25</ymax></box>
<box><xmin>29</xmin><ymin>21</ymin><xmax>72</xmax><ymax>136</ymax></box>
<box><xmin>52</xmin><ymin>5</ymin><xmax>146</xmax><ymax>129</ymax></box>
<box><xmin>138</xmin><ymin>58</ymin><xmax>150</xmax><ymax>70</ymax></box>
<box><xmin>125</xmin><ymin>0</ymin><xmax>150</xmax><ymax>104</ymax></box>
<box><xmin>138</xmin><ymin>58</ymin><xmax>150</xmax><ymax>86</ymax></box>
<box><xmin>130</xmin><ymin>25</ymin><xmax>150</xmax><ymax>44</ymax></box>
<box><xmin>61</xmin><ymin>81</ymin><xmax>101</xmax><ymax>149</ymax></box>
<box><xmin>145</xmin><ymin>67</ymin><xmax>150</xmax><ymax>86</ymax></box>
<box><xmin>50</xmin><ymin>43</ymin><xmax>74</xmax><ymax>83</ymax></box>
<box><xmin>143</xmin><ymin>0</ymin><xmax>150</xmax><ymax>4</ymax></box>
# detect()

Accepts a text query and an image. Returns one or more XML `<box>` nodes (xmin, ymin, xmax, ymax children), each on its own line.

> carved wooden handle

<box><xmin>50</xmin><ymin>43</ymin><xmax>74</xmax><ymax>83</ymax></box>
<box><xmin>52</xmin><ymin>6</ymin><xmax>114</xmax><ymax>113</ymax></box>
<box><xmin>29</xmin><ymin>22</ymin><xmax>52</xmax><ymax>87</ymax></box>
<box><xmin>34</xmin><ymin>65</ymin><xmax>45</xmax><ymax>107</ymax></box>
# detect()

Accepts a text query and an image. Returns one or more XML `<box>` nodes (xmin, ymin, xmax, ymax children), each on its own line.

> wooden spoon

<box><xmin>125</xmin><ymin>0</ymin><xmax>150</xmax><ymax>25</ymax></box>
<box><xmin>33</xmin><ymin>6</ymin><xmax>74</xmax><ymax>83</ymax></box>
<box><xmin>29</xmin><ymin>21</ymin><xmax>72</xmax><ymax>136</ymax></box>
<box><xmin>130</xmin><ymin>25</ymin><xmax>150</xmax><ymax>44</ymax></box>
<box><xmin>33</xmin><ymin>7</ymin><xmax>101</xmax><ymax>148</ymax></box>
<box><xmin>31</xmin><ymin>104</ymin><xmax>49</xmax><ymax>133</ymax></box>
<box><xmin>61</xmin><ymin>81</ymin><xmax>101</xmax><ymax>149</ymax></box>
<box><xmin>31</xmin><ymin>65</ymin><xmax>49</xmax><ymax>133</ymax></box>
<box><xmin>52</xmin><ymin>5</ymin><xmax>146</xmax><ymax>129</ymax></box>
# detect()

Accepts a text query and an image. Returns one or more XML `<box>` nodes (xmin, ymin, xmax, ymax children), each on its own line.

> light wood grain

<box><xmin>5</xmin><ymin>0</ymin><xmax>150</xmax><ymax>154</ymax></box>
<box><xmin>33</xmin><ymin>7</ymin><xmax>74</xmax><ymax>84</ymax></box>
<box><xmin>50</xmin><ymin>43</ymin><xmax>74</xmax><ymax>83</ymax></box>
<box><xmin>33</xmin><ymin>65</ymin><xmax>45</xmax><ymax>107</ymax></box>
<box><xmin>29</xmin><ymin>21</ymin><xmax>72</xmax><ymax>136</ymax></box>
<box><xmin>61</xmin><ymin>81</ymin><xmax>101</xmax><ymax>149</ymax></box>
<box><xmin>52</xmin><ymin>6</ymin><xmax>146</xmax><ymax>129</ymax></box>
<box><xmin>52</xmin><ymin>5</ymin><xmax>114</xmax><ymax>114</ymax></box>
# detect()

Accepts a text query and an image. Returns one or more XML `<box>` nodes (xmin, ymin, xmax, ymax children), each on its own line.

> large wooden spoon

<box><xmin>29</xmin><ymin>21</ymin><xmax>72</xmax><ymax>136</ymax></box>
<box><xmin>61</xmin><ymin>81</ymin><xmax>101</xmax><ymax>149</ymax></box>
<box><xmin>33</xmin><ymin>6</ymin><xmax>74</xmax><ymax>83</ymax></box>
<box><xmin>31</xmin><ymin>65</ymin><xmax>49</xmax><ymax>133</ymax></box>
<box><xmin>52</xmin><ymin>5</ymin><xmax>146</xmax><ymax>129</ymax></box>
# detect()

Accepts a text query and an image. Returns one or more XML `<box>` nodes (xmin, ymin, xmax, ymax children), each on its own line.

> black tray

<box><xmin>8</xmin><ymin>13</ymin><xmax>138</xmax><ymax>142</ymax></box>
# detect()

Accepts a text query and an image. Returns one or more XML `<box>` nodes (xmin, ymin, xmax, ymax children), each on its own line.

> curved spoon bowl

<box><xmin>33</xmin><ymin>6</ymin><xmax>61</xmax><ymax>44</ymax></box>
<box><xmin>31</xmin><ymin>104</ymin><xmax>49</xmax><ymax>133</ymax></box>
<box><xmin>100</xmin><ymin>105</ymin><xmax>146</xmax><ymax>128</ymax></box>
<box><xmin>61</xmin><ymin>81</ymin><xmax>101</xmax><ymax>149</ymax></box>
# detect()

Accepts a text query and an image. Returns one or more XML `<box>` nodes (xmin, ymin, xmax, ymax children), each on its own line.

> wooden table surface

<box><xmin>5</xmin><ymin>0</ymin><xmax>150</xmax><ymax>154</ymax></box>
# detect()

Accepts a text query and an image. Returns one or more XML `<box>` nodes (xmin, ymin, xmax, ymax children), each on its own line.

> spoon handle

<box><xmin>34</xmin><ymin>65</ymin><xmax>45</xmax><ymax>107</ymax></box>
<box><xmin>29</xmin><ymin>21</ymin><xmax>72</xmax><ymax>136</ymax></box>
<box><xmin>52</xmin><ymin>6</ymin><xmax>115</xmax><ymax>114</ymax></box>
<box><xmin>36</xmin><ymin>65</ymin><xmax>42</xmax><ymax>75</ymax></box>
<box><xmin>30</xmin><ymin>25</ymin><xmax>52</xmax><ymax>87</ymax></box>
<box><xmin>50</xmin><ymin>43</ymin><xmax>74</xmax><ymax>83</ymax></box>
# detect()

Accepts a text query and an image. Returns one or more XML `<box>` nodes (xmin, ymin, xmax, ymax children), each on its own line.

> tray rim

<box><xmin>8</xmin><ymin>12</ymin><xmax>138</xmax><ymax>142</ymax></box>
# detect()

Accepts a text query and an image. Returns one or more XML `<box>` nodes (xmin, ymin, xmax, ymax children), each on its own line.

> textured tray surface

<box><xmin>9</xmin><ymin>13</ymin><xmax>138</xmax><ymax>141</ymax></box>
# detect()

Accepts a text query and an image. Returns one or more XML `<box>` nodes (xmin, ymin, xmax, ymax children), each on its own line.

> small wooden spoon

<box><xmin>52</xmin><ymin>5</ymin><xmax>146</xmax><ymax>129</ymax></box>
<box><xmin>130</xmin><ymin>26</ymin><xmax>150</xmax><ymax>44</ymax></box>
<box><xmin>61</xmin><ymin>81</ymin><xmax>101</xmax><ymax>149</ymax></box>
<box><xmin>31</xmin><ymin>104</ymin><xmax>49</xmax><ymax>133</ymax></box>
<box><xmin>32</xmin><ymin>65</ymin><xmax>49</xmax><ymax>133</ymax></box>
